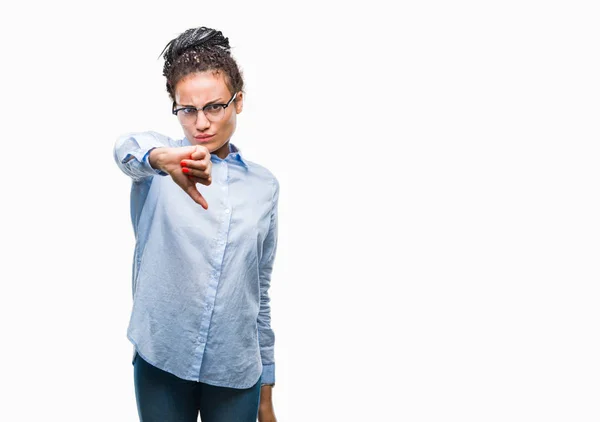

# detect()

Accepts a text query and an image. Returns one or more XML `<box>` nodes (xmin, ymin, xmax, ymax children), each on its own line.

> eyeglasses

<box><xmin>172</xmin><ymin>92</ymin><xmax>238</xmax><ymax>126</ymax></box>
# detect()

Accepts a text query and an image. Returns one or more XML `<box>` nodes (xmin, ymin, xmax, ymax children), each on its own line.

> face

<box><xmin>174</xmin><ymin>70</ymin><xmax>243</xmax><ymax>159</ymax></box>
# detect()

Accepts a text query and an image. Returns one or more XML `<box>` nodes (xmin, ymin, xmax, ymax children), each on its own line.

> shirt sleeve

<box><xmin>257</xmin><ymin>177</ymin><xmax>279</xmax><ymax>386</ymax></box>
<box><xmin>113</xmin><ymin>131</ymin><xmax>179</xmax><ymax>182</ymax></box>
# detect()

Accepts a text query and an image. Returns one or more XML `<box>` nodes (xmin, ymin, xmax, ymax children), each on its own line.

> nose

<box><xmin>194</xmin><ymin>110</ymin><xmax>211</xmax><ymax>131</ymax></box>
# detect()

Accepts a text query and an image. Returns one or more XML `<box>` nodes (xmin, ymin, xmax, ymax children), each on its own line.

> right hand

<box><xmin>149</xmin><ymin>145</ymin><xmax>212</xmax><ymax>209</ymax></box>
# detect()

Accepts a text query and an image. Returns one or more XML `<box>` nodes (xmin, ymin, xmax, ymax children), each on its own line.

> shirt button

<box><xmin>225</xmin><ymin>209</ymin><xmax>231</xmax><ymax>214</ymax></box>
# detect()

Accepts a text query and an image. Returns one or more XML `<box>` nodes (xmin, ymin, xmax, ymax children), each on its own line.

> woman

<box><xmin>113</xmin><ymin>26</ymin><xmax>279</xmax><ymax>422</ymax></box>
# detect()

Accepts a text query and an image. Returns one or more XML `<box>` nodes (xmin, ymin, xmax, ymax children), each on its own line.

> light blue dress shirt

<box><xmin>113</xmin><ymin>131</ymin><xmax>278</xmax><ymax>388</ymax></box>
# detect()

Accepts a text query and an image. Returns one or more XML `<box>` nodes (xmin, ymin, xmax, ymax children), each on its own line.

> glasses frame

<box><xmin>172</xmin><ymin>92</ymin><xmax>238</xmax><ymax>124</ymax></box>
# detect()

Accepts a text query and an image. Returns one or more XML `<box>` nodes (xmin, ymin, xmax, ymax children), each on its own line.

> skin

<box><xmin>148</xmin><ymin>70</ymin><xmax>243</xmax><ymax>209</ymax></box>
<box><xmin>259</xmin><ymin>385</ymin><xmax>277</xmax><ymax>422</ymax></box>
<box><xmin>175</xmin><ymin>70</ymin><xmax>244</xmax><ymax>160</ymax></box>
<box><xmin>149</xmin><ymin>71</ymin><xmax>277</xmax><ymax>421</ymax></box>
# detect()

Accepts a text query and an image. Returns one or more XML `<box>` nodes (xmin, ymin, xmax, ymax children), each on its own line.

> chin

<box><xmin>205</xmin><ymin>140</ymin><xmax>229</xmax><ymax>155</ymax></box>
<box><xmin>192</xmin><ymin>138</ymin><xmax>217</xmax><ymax>147</ymax></box>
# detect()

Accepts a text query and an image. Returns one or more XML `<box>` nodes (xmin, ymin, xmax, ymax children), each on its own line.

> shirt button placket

<box><xmin>196</xmin><ymin>162</ymin><xmax>225</xmax><ymax>364</ymax></box>
<box><xmin>218</xmin><ymin>164</ymin><xmax>231</xmax><ymax>258</ymax></box>
<box><xmin>199</xmin><ymin>163</ymin><xmax>232</xmax><ymax>358</ymax></box>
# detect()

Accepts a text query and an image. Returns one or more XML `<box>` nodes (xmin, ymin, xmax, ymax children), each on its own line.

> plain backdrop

<box><xmin>1</xmin><ymin>1</ymin><xmax>599</xmax><ymax>421</ymax></box>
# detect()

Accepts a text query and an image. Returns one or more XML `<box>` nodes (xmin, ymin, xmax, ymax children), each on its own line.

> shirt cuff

<box><xmin>261</xmin><ymin>363</ymin><xmax>275</xmax><ymax>385</ymax></box>
<box><xmin>116</xmin><ymin>131</ymin><xmax>172</xmax><ymax>178</ymax></box>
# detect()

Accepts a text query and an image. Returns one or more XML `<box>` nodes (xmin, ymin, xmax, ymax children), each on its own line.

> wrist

<box><xmin>260</xmin><ymin>384</ymin><xmax>273</xmax><ymax>401</ymax></box>
<box><xmin>148</xmin><ymin>147</ymin><xmax>166</xmax><ymax>172</ymax></box>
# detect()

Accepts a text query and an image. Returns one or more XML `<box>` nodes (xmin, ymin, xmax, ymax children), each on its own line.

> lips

<box><xmin>195</xmin><ymin>134</ymin><xmax>215</xmax><ymax>141</ymax></box>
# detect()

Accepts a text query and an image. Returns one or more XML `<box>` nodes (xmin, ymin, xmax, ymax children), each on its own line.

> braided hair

<box><xmin>159</xmin><ymin>27</ymin><xmax>244</xmax><ymax>102</ymax></box>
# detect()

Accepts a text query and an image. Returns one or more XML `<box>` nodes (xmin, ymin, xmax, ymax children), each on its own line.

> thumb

<box><xmin>191</xmin><ymin>145</ymin><xmax>209</xmax><ymax>160</ymax></box>
<box><xmin>178</xmin><ymin>145</ymin><xmax>197</xmax><ymax>158</ymax></box>
<box><xmin>184</xmin><ymin>183</ymin><xmax>208</xmax><ymax>209</ymax></box>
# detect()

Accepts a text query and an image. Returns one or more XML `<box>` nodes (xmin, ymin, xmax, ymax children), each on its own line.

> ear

<box><xmin>234</xmin><ymin>91</ymin><xmax>244</xmax><ymax>114</ymax></box>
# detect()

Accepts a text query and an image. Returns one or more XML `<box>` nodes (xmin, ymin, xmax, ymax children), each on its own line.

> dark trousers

<box><xmin>133</xmin><ymin>352</ymin><xmax>262</xmax><ymax>422</ymax></box>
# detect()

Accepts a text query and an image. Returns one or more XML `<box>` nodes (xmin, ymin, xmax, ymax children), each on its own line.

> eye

<box><xmin>204</xmin><ymin>104</ymin><xmax>223</xmax><ymax>113</ymax></box>
<box><xmin>180</xmin><ymin>107</ymin><xmax>197</xmax><ymax>115</ymax></box>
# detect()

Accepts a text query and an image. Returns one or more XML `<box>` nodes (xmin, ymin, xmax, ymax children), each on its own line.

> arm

<box><xmin>113</xmin><ymin>131</ymin><xmax>177</xmax><ymax>182</ymax></box>
<box><xmin>114</xmin><ymin>131</ymin><xmax>212</xmax><ymax>208</ymax></box>
<box><xmin>257</xmin><ymin>178</ymin><xmax>279</xmax><ymax>421</ymax></box>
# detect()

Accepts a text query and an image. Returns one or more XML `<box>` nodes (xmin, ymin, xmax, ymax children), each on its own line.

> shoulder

<box><xmin>244</xmin><ymin>159</ymin><xmax>278</xmax><ymax>186</ymax></box>
<box><xmin>243</xmin><ymin>159</ymin><xmax>279</xmax><ymax>199</ymax></box>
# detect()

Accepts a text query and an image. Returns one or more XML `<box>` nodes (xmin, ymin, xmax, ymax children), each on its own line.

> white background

<box><xmin>0</xmin><ymin>1</ymin><xmax>599</xmax><ymax>421</ymax></box>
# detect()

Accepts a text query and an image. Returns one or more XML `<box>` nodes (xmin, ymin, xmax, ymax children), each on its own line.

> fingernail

<box><xmin>180</xmin><ymin>161</ymin><xmax>187</xmax><ymax>167</ymax></box>
<box><xmin>182</xmin><ymin>168</ymin><xmax>189</xmax><ymax>174</ymax></box>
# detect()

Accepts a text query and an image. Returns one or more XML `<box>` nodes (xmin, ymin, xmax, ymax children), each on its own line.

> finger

<box><xmin>184</xmin><ymin>184</ymin><xmax>208</xmax><ymax>209</ymax></box>
<box><xmin>182</xmin><ymin>166</ymin><xmax>210</xmax><ymax>180</ymax></box>
<box><xmin>187</xmin><ymin>174</ymin><xmax>212</xmax><ymax>186</ymax></box>
<box><xmin>180</xmin><ymin>159</ymin><xmax>208</xmax><ymax>171</ymax></box>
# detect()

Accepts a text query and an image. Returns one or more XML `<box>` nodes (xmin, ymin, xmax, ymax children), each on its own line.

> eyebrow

<box><xmin>178</xmin><ymin>97</ymin><xmax>225</xmax><ymax>108</ymax></box>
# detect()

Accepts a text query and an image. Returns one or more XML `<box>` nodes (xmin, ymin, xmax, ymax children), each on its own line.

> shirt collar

<box><xmin>227</xmin><ymin>142</ymin><xmax>248</xmax><ymax>169</ymax></box>
<box><xmin>182</xmin><ymin>137</ymin><xmax>248</xmax><ymax>169</ymax></box>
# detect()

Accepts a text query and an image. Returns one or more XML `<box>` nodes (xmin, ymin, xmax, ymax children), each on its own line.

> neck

<box><xmin>213</xmin><ymin>141</ymin><xmax>230</xmax><ymax>159</ymax></box>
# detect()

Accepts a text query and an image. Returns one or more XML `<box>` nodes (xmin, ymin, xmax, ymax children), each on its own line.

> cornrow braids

<box><xmin>159</xmin><ymin>27</ymin><xmax>244</xmax><ymax>102</ymax></box>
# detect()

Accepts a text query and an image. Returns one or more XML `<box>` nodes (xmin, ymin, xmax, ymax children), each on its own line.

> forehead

<box><xmin>175</xmin><ymin>71</ymin><xmax>231</xmax><ymax>104</ymax></box>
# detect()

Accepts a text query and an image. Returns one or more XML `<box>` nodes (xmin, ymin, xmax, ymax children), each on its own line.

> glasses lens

<box><xmin>177</xmin><ymin>108</ymin><xmax>198</xmax><ymax>126</ymax></box>
<box><xmin>204</xmin><ymin>105</ymin><xmax>225</xmax><ymax>121</ymax></box>
<box><xmin>175</xmin><ymin>105</ymin><xmax>226</xmax><ymax>126</ymax></box>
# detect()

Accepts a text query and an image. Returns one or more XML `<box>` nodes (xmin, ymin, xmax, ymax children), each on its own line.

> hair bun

<box><xmin>159</xmin><ymin>26</ymin><xmax>230</xmax><ymax>67</ymax></box>
<box><xmin>192</xmin><ymin>28</ymin><xmax>218</xmax><ymax>45</ymax></box>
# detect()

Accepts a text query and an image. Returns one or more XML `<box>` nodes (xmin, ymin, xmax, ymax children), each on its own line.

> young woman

<box><xmin>113</xmin><ymin>26</ymin><xmax>279</xmax><ymax>422</ymax></box>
